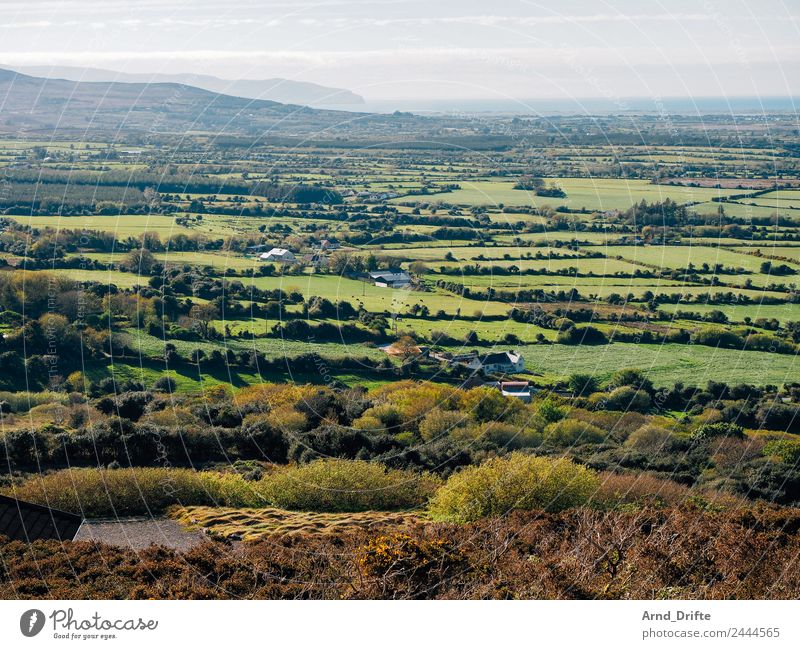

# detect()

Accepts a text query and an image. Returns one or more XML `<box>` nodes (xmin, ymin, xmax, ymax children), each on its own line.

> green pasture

<box><xmin>513</xmin><ymin>342</ymin><xmax>800</xmax><ymax>387</ymax></box>
<box><xmin>245</xmin><ymin>273</ymin><xmax>511</xmax><ymax>316</ymax></box>
<box><xmin>395</xmin><ymin>179</ymin><xmax>745</xmax><ymax>210</ymax></box>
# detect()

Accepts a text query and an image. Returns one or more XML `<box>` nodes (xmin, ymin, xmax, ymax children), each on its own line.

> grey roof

<box><xmin>369</xmin><ymin>270</ymin><xmax>411</xmax><ymax>281</ymax></box>
<box><xmin>481</xmin><ymin>351</ymin><xmax>519</xmax><ymax>365</ymax></box>
<box><xmin>0</xmin><ymin>495</ymin><xmax>83</xmax><ymax>542</ymax></box>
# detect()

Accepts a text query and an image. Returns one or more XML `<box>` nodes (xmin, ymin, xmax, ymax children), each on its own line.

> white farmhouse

<box><xmin>479</xmin><ymin>351</ymin><xmax>525</xmax><ymax>374</ymax></box>
<box><xmin>369</xmin><ymin>270</ymin><xmax>412</xmax><ymax>289</ymax></box>
<box><xmin>259</xmin><ymin>248</ymin><xmax>296</xmax><ymax>263</ymax></box>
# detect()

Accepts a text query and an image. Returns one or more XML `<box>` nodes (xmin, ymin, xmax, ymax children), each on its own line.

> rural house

<box><xmin>479</xmin><ymin>351</ymin><xmax>525</xmax><ymax>373</ymax></box>
<box><xmin>484</xmin><ymin>380</ymin><xmax>535</xmax><ymax>402</ymax></box>
<box><xmin>259</xmin><ymin>247</ymin><xmax>296</xmax><ymax>263</ymax></box>
<box><xmin>369</xmin><ymin>269</ymin><xmax>412</xmax><ymax>288</ymax></box>
<box><xmin>430</xmin><ymin>349</ymin><xmax>525</xmax><ymax>375</ymax></box>
<box><xmin>317</xmin><ymin>239</ymin><xmax>340</xmax><ymax>251</ymax></box>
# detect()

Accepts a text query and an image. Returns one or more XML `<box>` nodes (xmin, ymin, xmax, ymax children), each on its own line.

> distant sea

<box><xmin>325</xmin><ymin>96</ymin><xmax>799</xmax><ymax>116</ymax></box>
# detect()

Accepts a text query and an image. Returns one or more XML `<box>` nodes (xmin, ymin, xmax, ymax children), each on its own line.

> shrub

<box><xmin>557</xmin><ymin>325</ymin><xmax>607</xmax><ymax>345</ymax></box>
<box><xmin>359</xmin><ymin>532</ymin><xmax>467</xmax><ymax>598</ymax></box>
<box><xmin>153</xmin><ymin>376</ymin><xmax>177</xmax><ymax>392</ymax></box>
<box><xmin>591</xmin><ymin>471</ymin><xmax>692</xmax><ymax>509</ymax></box>
<box><xmin>746</xmin><ymin>334</ymin><xmax>795</xmax><ymax>354</ymax></box>
<box><xmin>607</xmin><ymin>368</ymin><xmax>654</xmax><ymax>394</ymax></box>
<box><xmin>568</xmin><ymin>373</ymin><xmax>599</xmax><ymax>396</ymax></box>
<box><xmin>0</xmin><ymin>390</ymin><xmax>69</xmax><ymax>413</ymax></box>
<box><xmin>418</xmin><ymin>408</ymin><xmax>468</xmax><ymax>441</ymax></box>
<box><xmin>537</xmin><ymin>397</ymin><xmax>566</xmax><ymax>424</ymax></box>
<box><xmin>451</xmin><ymin>421</ymin><xmax>541</xmax><ymax>449</ymax></box>
<box><xmin>257</xmin><ymin>459</ymin><xmax>440</xmax><ymax>512</ymax></box>
<box><xmin>601</xmin><ymin>386</ymin><xmax>651</xmax><ymax>412</ymax></box>
<box><xmin>692</xmin><ymin>422</ymin><xmax>745</xmax><ymax>442</ymax></box>
<box><xmin>5</xmin><ymin>467</ymin><xmax>264</xmax><ymax>517</ymax></box>
<box><xmin>459</xmin><ymin>387</ymin><xmax>519</xmax><ymax>423</ymax></box>
<box><xmin>428</xmin><ymin>453</ymin><xmax>599</xmax><ymax>522</ymax></box>
<box><xmin>351</xmin><ymin>414</ymin><xmax>385</xmax><ymax>433</ymax></box>
<box><xmin>691</xmin><ymin>327</ymin><xmax>744</xmax><ymax>349</ymax></box>
<box><xmin>625</xmin><ymin>425</ymin><xmax>676</xmax><ymax>453</ymax></box>
<box><xmin>569</xmin><ymin>409</ymin><xmax>648</xmax><ymax>442</ymax></box>
<box><xmin>763</xmin><ymin>439</ymin><xmax>800</xmax><ymax>464</ymax></box>
<box><xmin>543</xmin><ymin>419</ymin><xmax>606</xmax><ymax>446</ymax></box>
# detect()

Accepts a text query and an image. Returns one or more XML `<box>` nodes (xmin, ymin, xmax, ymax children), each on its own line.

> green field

<box><xmin>246</xmin><ymin>273</ymin><xmax>511</xmax><ymax>316</ymax></box>
<box><xmin>396</xmin><ymin>179</ymin><xmax>745</xmax><ymax>210</ymax></box>
<box><xmin>517</xmin><ymin>342</ymin><xmax>800</xmax><ymax>387</ymax></box>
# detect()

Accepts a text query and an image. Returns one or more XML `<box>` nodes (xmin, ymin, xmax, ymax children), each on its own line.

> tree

<box><xmin>514</xmin><ymin>176</ymin><xmax>545</xmax><ymax>191</ymax></box>
<box><xmin>393</xmin><ymin>335</ymin><xmax>419</xmax><ymax>360</ymax></box>
<box><xmin>188</xmin><ymin>303</ymin><xmax>219</xmax><ymax>338</ymax></box>
<box><xmin>408</xmin><ymin>261</ymin><xmax>429</xmax><ymax>277</ymax></box>
<box><xmin>607</xmin><ymin>368</ymin><xmax>654</xmax><ymax>394</ymax></box>
<box><xmin>124</xmin><ymin>248</ymin><xmax>156</xmax><ymax>275</ymax></box>
<box><xmin>568</xmin><ymin>373</ymin><xmax>599</xmax><ymax>396</ymax></box>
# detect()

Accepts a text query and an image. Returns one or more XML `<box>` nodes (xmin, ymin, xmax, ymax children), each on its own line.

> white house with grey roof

<box><xmin>259</xmin><ymin>248</ymin><xmax>296</xmax><ymax>263</ymax></box>
<box><xmin>369</xmin><ymin>269</ymin><xmax>412</xmax><ymax>288</ymax></box>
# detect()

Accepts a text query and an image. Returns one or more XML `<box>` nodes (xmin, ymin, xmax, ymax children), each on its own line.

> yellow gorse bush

<box><xmin>6</xmin><ymin>467</ymin><xmax>268</xmax><ymax>517</ymax></box>
<box><xmin>258</xmin><ymin>459</ymin><xmax>441</xmax><ymax>512</ymax></box>
<box><xmin>429</xmin><ymin>452</ymin><xmax>599</xmax><ymax>523</ymax></box>
<box><xmin>6</xmin><ymin>459</ymin><xmax>440</xmax><ymax>517</ymax></box>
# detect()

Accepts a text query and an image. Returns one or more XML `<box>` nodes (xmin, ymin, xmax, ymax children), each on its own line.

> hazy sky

<box><xmin>0</xmin><ymin>0</ymin><xmax>797</xmax><ymax>100</ymax></box>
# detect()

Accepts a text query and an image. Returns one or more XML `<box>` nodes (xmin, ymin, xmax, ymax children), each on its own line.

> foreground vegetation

<box><xmin>3</xmin><ymin>504</ymin><xmax>799</xmax><ymax>599</ymax></box>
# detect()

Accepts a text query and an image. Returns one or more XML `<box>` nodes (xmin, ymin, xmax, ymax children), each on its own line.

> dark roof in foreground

<box><xmin>0</xmin><ymin>494</ymin><xmax>83</xmax><ymax>542</ymax></box>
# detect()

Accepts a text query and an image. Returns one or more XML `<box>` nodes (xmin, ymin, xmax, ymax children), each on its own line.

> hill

<box><xmin>0</xmin><ymin>68</ymin><xmax>382</xmax><ymax>136</ymax></box>
<box><xmin>11</xmin><ymin>65</ymin><xmax>365</xmax><ymax>106</ymax></box>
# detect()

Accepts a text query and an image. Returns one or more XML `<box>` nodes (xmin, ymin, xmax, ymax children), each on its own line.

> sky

<box><xmin>0</xmin><ymin>0</ymin><xmax>797</xmax><ymax>102</ymax></box>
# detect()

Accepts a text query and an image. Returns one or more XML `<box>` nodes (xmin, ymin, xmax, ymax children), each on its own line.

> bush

<box><xmin>543</xmin><ymin>419</ymin><xmax>606</xmax><ymax>446</ymax></box>
<box><xmin>625</xmin><ymin>425</ymin><xmax>676</xmax><ymax>453</ymax></box>
<box><xmin>419</xmin><ymin>408</ymin><xmax>468</xmax><ymax>441</ymax></box>
<box><xmin>692</xmin><ymin>422</ymin><xmax>745</xmax><ymax>442</ymax></box>
<box><xmin>257</xmin><ymin>459</ymin><xmax>440</xmax><ymax>512</ymax></box>
<box><xmin>5</xmin><ymin>467</ymin><xmax>264</xmax><ymax>517</ymax></box>
<box><xmin>153</xmin><ymin>376</ymin><xmax>177</xmax><ymax>392</ymax></box>
<box><xmin>451</xmin><ymin>421</ymin><xmax>541</xmax><ymax>449</ymax></box>
<box><xmin>746</xmin><ymin>334</ymin><xmax>795</xmax><ymax>354</ymax></box>
<box><xmin>691</xmin><ymin>327</ymin><xmax>743</xmax><ymax>349</ymax></box>
<box><xmin>568</xmin><ymin>373</ymin><xmax>599</xmax><ymax>396</ymax></box>
<box><xmin>0</xmin><ymin>390</ymin><xmax>69</xmax><ymax>413</ymax></box>
<box><xmin>591</xmin><ymin>471</ymin><xmax>692</xmax><ymax>509</ymax></box>
<box><xmin>600</xmin><ymin>386</ymin><xmax>651</xmax><ymax>412</ymax></box>
<box><xmin>428</xmin><ymin>453</ymin><xmax>599</xmax><ymax>522</ymax></box>
<box><xmin>557</xmin><ymin>325</ymin><xmax>607</xmax><ymax>345</ymax></box>
<box><xmin>763</xmin><ymin>439</ymin><xmax>800</xmax><ymax>464</ymax></box>
<box><xmin>537</xmin><ymin>397</ymin><xmax>566</xmax><ymax>424</ymax></box>
<box><xmin>607</xmin><ymin>368</ymin><xmax>654</xmax><ymax>394</ymax></box>
<box><xmin>459</xmin><ymin>387</ymin><xmax>519</xmax><ymax>423</ymax></box>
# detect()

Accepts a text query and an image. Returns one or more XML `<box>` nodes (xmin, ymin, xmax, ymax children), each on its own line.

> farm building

<box><xmin>480</xmin><ymin>351</ymin><xmax>525</xmax><ymax>373</ymax></box>
<box><xmin>259</xmin><ymin>247</ymin><xmax>296</xmax><ymax>263</ymax></box>
<box><xmin>316</xmin><ymin>239</ymin><xmax>340</xmax><ymax>251</ymax></box>
<box><xmin>369</xmin><ymin>269</ymin><xmax>412</xmax><ymax>288</ymax></box>
<box><xmin>484</xmin><ymin>381</ymin><xmax>535</xmax><ymax>402</ymax></box>
<box><xmin>431</xmin><ymin>349</ymin><xmax>525</xmax><ymax>375</ymax></box>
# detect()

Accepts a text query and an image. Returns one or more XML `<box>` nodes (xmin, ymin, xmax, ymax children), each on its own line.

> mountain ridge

<box><xmin>8</xmin><ymin>65</ymin><xmax>365</xmax><ymax>106</ymax></box>
<box><xmin>0</xmin><ymin>67</ymin><xmax>376</xmax><ymax>136</ymax></box>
